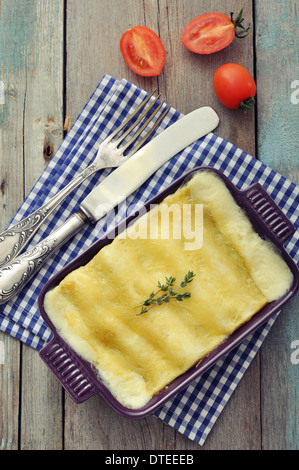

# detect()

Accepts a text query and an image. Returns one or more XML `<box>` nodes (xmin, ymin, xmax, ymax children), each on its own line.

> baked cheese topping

<box><xmin>44</xmin><ymin>171</ymin><xmax>293</xmax><ymax>409</ymax></box>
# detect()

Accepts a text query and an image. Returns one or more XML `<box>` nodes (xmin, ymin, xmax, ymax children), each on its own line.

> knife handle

<box><xmin>0</xmin><ymin>211</ymin><xmax>88</xmax><ymax>305</ymax></box>
<box><xmin>0</xmin><ymin>163</ymin><xmax>97</xmax><ymax>269</ymax></box>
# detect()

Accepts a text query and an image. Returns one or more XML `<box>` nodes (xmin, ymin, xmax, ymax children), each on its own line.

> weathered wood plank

<box><xmin>19</xmin><ymin>0</ymin><xmax>64</xmax><ymax>450</ymax></box>
<box><xmin>255</xmin><ymin>0</ymin><xmax>299</xmax><ymax>450</ymax></box>
<box><xmin>0</xmin><ymin>0</ymin><xmax>65</xmax><ymax>450</ymax></box>
<box><xmin>65</xmin><ymin>0</ymin><xmax>259</xmax><ymax>450</ymax></box>
<box><xmin>203</xmin><ymin>355</ymin><xmax>261</xmax><ymax>450</ymax></box>
<box><xmin>259</xmin><ymin>297</ymin><xmax>299</xmax><ymax>450</ymax></box>
<box><xmin>0</xmin><ymin>0</ymin><xmax>32</xmax><ymax>450</ymax></box>
<box><xmin>22</xmin><ymin>0</ymin><xmax>65</xmax><ymax>187</ymax></box>
<box><xmin>157</xmin><ymin>0</ymin><xmax>256</xmax><ymax>157</ymax></box>
<box><xmin>20</xmin><ymin>348</ymin><xmax>64</xmax><ymax>450</ymax></box>
<box><xmin>0</xmin><ymin>0</ymin><xmax>27</xmax><ymax>222</ymax></box>
<box><xmin>65</xmin><ymin>0</ymin><xmax>158</xmax><ymax>120</ymax></box>
<box><xmin>64</xmin><ymin>395</ymin><xmax>177</xmax><ymax>450</ymax></box>
<box><xmin>0</xmin><ymin>333</ymin><xmax>20</xmax><ymax>450</ymax></box>
<box><xmin>255</xmin><ymin>0</ymin><xmax>299</xmax><ymax>182</ymax></box>
<box><xmin>64</xmin><ymin>0</ymin><xmax>179</xmax><ymax>449</ymax></box>
<box><xmin>157</xmin><ymin>1</ymin><xmax>260</xmax><ymax>449</ymax></box>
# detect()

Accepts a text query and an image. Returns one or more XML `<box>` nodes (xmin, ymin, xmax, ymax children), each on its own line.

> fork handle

<box><xmin>0</xmin><ymin>163</ymin><xmax>97</xmax><ymax>269</ymax></box>
<box><xmin>0</xmin><ymin>211</ymin><xmax>89</xmax><ymax>305</ymax></box>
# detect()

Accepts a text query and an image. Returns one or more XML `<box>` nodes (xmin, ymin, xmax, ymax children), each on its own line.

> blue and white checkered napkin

<box><xmin>1</xmin><ymin>75</ymin><xmax>298</xmax><ymax>445</ymax></box>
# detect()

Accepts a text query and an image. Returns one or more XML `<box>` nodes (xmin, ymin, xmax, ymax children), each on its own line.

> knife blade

<box><xmin>81</xmin><ymin>106</ymin><xmax>219</xmax><ymax>220</ymax></box>
<box><xmin>0</xmin><ymin>106</ymin><xmax>219</xmax><ymax>304</ymax></box>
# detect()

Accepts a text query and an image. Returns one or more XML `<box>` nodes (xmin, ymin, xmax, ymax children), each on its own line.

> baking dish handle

<box><xmin>39</xmin><ymin>336</ymin><xmax>98</xmax><ymax>404</ymax></box>
<box><xmin>241</xmin><ymin>182</ymin><xmax>295</xmax><ymax>244</ymax></box>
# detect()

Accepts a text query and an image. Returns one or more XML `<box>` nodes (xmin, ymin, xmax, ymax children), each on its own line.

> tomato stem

<box><xmin>239</xmin><ymin>97</ymin><xmax>256</xmax><ymax>111</ymax></box>
<box><xmin>230</xmin><ymin>7</ymin><xmax>251</xmax><ymax>38</ymax></box>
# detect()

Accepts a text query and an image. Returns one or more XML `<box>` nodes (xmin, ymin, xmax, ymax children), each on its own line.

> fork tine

<box><xmin>119</xmin><ymin>100</ymin><xmax>165</xmax><ymax>153</ymax></box>
<box><xmin>107</xmin><ymin>89</ymin><xmax>157</xmax><ymax>142</ymax></box>
<box><xmin>123</xmin><ymin>105</ymin><xmax>171</xmax><ymax>159</ymax></box>
<box><xmin>113</xmin><ymin>93</ymin><xmax>162</xmax><ymax>147</ymax></box>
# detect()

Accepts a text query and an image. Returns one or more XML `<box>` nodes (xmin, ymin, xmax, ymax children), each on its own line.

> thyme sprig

<box><xmin>137</xmin><ymin>271</ymin><xmax>196</xmax><ymax>315</ymax></box>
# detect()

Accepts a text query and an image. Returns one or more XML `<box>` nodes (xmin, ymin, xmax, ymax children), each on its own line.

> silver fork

<box><xmin>0</xmin><ymin>91</ymin><xmax>169</xmax><ymax>268</ymax></box>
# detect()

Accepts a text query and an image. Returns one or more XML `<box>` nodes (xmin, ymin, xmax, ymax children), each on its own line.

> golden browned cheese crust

<box><xmin>44</xmin><ymin>171</ymin><xmax>293</xmax><ymax>409</ymax></box>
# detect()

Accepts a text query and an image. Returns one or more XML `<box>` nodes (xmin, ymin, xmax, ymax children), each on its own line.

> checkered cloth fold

<box><xmin>1</xmin><ymin>75</ymin><xmax>298</xmax><ymax>445</ymax></box>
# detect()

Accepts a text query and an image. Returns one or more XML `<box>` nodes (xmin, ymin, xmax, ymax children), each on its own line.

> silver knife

<box><xmin>0</xmin><ymin>106</ymin><xmax>219</xmax><ymax>304</ymax></box>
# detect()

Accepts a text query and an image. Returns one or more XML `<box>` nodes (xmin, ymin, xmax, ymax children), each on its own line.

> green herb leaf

<box><xmin>136</xmin><ymin>271</ymin><xmax>196</xmax><ymax>315</ymax></box>
<box><xmin>230</xmin><ymin>7</ymin><xmax>251</xmax><ymax>39</ymax></box>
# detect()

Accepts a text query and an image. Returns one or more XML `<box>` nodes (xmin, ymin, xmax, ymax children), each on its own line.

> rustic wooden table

<box><xmin>0</xmin><ymin>0</ymin><xmax>298</xmax><ymax>451</ymax></box>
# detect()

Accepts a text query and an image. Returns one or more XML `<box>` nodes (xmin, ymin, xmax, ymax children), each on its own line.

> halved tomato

<box><xmin>120</xmin><ymin>26</ymin><xmax>166</xmax><ymax>77</ymax></box>
<box><xmin>181</xmin><ymin>10</ymin><xmax>250</xmax><ymax>55</ymax></box>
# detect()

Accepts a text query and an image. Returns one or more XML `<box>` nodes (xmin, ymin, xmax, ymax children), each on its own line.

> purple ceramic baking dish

<box><xmin>38</xmin><ymin>166</ymin><xmax>299</xmax><ymax>418</ymax></box>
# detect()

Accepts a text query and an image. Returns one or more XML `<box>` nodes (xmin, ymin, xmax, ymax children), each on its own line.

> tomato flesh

<box><xmin>120</xmin><ymin>26</ymin><xmax>166</xmax><ymax>77</ymax></box>
<box><xmin>213</xmin><ymin>63</ymin><xmax>256</xmax><ymax>109</ymax></box>
<box><xmin>181</xmin><ymin>13</ymin><xmax>235</xmax><ymax>54</ymax></box>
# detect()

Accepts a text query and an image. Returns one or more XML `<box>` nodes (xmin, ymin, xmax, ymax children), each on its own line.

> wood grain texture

<box><xmin>0</xmin><ymin>0</ymin><xmax>298</xmax><ymax>450</ymax></box>
<box><xmin>66</xmin><ymin>0</ymin><xmax>256</xmax><ymax>156</ymax></box>
<box><xmin>0</xmin><ymin>333</ymin><xmax>20</xmax><ymax>450</ymax></box>
<box><xmin>0</xmin><ymin>0</ymin><xmax>34</xmax><ymax>451</ymax></box>
<box><xmin>0</xmin><ymin>0</ymin><xmax>64</xmax><ymax>450</ymax></box>
<box><xmin>19</xmin><ymin>0</ymin><xmax>64</xmax><ymax>450</ymax></box>
<box><xmin>156</xmin><ymin>0</ymin><xmax>256</xmax><ymax>157</ymax></box>
<box><xmin>255</xmin><ymin>0</ymin><xmax>299</xmax><ymax>182</ymax></box>
<box><xmin>255</xmin><ymin>0</ymin><xmax>299</xmax><ymax>450</ymax></box>
<box><xmin>64</xmin><ymin>0</ymin><xmax>260</xmax><ymax>450</ymax></box>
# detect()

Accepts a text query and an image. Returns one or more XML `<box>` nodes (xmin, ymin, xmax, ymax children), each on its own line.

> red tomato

<box><xmin>213</xmin><ymin>63</ymin><xmax>256</xmax><ymax>110</ymax></box>
<box><xmin>181</xmin><ymin>9</ymin><xmax>250</xmax><ymax>55</ymax></box>
<box><xmin>120</xmin><ymin>26</ymin><xmax>166</xmax><ymax>77</ymax></box>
